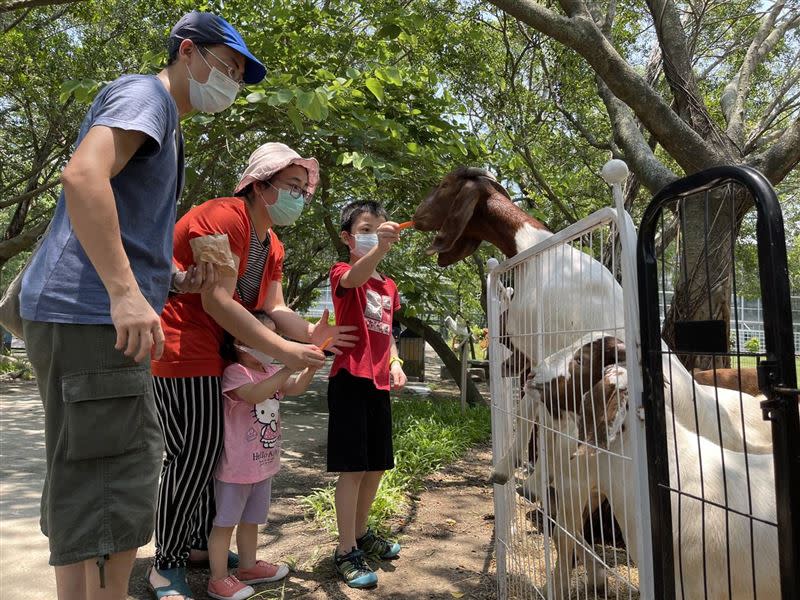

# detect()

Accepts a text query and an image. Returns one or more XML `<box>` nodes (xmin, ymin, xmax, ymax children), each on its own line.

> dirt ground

<box><xmin>1</xmin><ymin>347</ymin><xmax>500</xmax><ymax>600</ymax></box>
<box><xmin>125</xmin><ymin>364</ymin><xmax>499</xmax><ymax>600</ymax></box>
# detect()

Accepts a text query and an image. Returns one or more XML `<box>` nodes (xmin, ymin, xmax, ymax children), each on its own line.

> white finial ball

<box><xmin>601</xmin><ymin>159</ymin><xmax>629</xmax><ymax>185</ymax></box>
<box><xmin>487</xmin><ymin>258</ymin><xmax>500</xmax><ymax>270</ymax></box>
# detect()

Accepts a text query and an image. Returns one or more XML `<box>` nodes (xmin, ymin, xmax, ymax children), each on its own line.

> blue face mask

<box><xmin>262</xmin><ymin>186</ymin><xmax>304</xmax><ymax>226</ymax></box>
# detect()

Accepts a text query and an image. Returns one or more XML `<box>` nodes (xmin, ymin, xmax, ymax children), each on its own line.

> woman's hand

<box><xmin>172</xmin><ymin>261</ymin><xmax>218</xmax><ymax>294</ymax></box>
<box><xmin>390</xmin><ymin>363</ymin><xmax>407</xmax><ymax>391</ymax></box>
<box><xmin>280</xmin><ymin>340</ymin><xmax>326</xmax><ymax>370</ymax></box>
<box><xmin>310</xmin><ymin>309</ymin><xmax>358</xmax><ymax>354</ymax></box>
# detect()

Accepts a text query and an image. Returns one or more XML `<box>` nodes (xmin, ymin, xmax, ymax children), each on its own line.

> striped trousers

<box><xmin>152</xmin><ymin>375</ymin><xmax>224</xmax><ymax>570</ymax></box>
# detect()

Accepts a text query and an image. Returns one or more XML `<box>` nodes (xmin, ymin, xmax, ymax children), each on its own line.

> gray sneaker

<box><xmin>333</xmin><ymin>547</ymin><xmax>378</xmax><ymax>588</ymax></box>
<box><xmin>357</xmin><ymin>527</ymin><xmax>401</xmax><ymax>559</ymax></box>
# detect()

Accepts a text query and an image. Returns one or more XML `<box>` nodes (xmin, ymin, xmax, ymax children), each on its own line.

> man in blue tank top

<box><xmin>18</xmin><ymin>11</ymin><xmax>265</xmax><ymax>600</ymax></box>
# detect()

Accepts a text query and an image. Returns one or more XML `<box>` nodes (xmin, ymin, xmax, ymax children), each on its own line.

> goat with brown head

<box><xmin>413</xmin><ymin>167</ymin><xmax>550</xmax><ymax>266</ymax></box>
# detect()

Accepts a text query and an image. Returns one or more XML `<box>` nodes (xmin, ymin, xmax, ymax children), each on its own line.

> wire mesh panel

<box><xmin>488</xmin><ymin>200</ymin><xmax>652</xmax><ymax>600</ymax></box>
<box><xmin>637</xmin><ymin>166</ymin><xmax>800</xmax><ymax>599</ymax></box>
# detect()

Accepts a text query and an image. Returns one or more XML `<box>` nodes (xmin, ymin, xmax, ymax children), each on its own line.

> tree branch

<box><xmin>0</xmin><ymin>219</ymin><xmax>48</xmax><ymax>261</ymax></box>
<box><xmin>2</xmin><ymin>5</ymin><xmax>29</xmax><ymax>31</ymax></box>
<box><xmin>722</xmin><ymin>2</ymin><xmax>798</xmax><ymax>147</ymax></box>
<box><xmin>486</xmin><ymin>0</ymin><xmax>722</xmax><ymax>173</ymax></box>
<box><xmin>556</xmin><ymin>0</ymin><xmax>591</xmax><ymax>19</ymax></box>
<box><xmin>516</xmin><ymin>142</ymin><xmax>579</xmax><ymax>223</ymax></box>
<box><xmin>749</xmin><ymin>117</ymin><xmax>800</xmax><ymax>184</ymax></box>
<box><xmin>745</xmin><ymin>68</ymin><xmax>800</xmax><ymax>154</ymax></box>
<box><xmin>0</xmin><ymin>0</ymin><xmax>85</xmax><ymax>13</ymax></box>
<box><xmin>538</xmin><ymin>54</ymin><xmax>614</xmax><ymax>152</ymax></box>
<box><xmin>596</xmin><ymin>77</ymin><xmax>677</xmax><ymax>193</ymax></box>
<box><xmin>645</xmin><ymin>0</ymin><xmax>723</xmax><ymax>144</ymax></box>
<box><xmin>0</xmin><ymin>178</ymin><xmax>60</xmax><ymax>209</ymax></box>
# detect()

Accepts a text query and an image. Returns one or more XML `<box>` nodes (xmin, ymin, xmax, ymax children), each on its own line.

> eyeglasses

<box><xmin>268</xmin><ymin>180</ymin><xmax>313</xmax><ymax>203</ymax></box>
<box><xmin>202</xmin><ymin>46</ymin><xmax>245</xmax><ymax>89</ymax></box>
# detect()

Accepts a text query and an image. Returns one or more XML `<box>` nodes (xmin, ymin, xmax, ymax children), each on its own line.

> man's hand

<box><xmin>172</xmin><ymin>261</ymin><xmax>219</xmax><ymax>294</ymax></box>
<box><xmin>110</xmin><ymin>288</ymin><xmax>164</xmax><ymax>362</ymax></box>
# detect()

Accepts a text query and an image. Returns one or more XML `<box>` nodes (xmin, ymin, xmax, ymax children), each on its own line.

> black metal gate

<box><xmin>637</xmin><ymin>166</ymin><xmax>799</xmax><ymax>599</ymax></box>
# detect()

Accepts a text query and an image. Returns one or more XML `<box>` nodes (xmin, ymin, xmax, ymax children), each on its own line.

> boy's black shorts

<box><xmin>327</xmin><ymin>370</ymin><xmax>394</xmax><ymax>472</ymax></box>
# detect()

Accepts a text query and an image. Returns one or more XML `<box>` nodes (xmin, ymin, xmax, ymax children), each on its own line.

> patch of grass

<box><xmin>300</xmin><ymin>393</ymin><xmax>491</xmax><ymax>535</ymax></box>
<box><xmin>732</xmin><ymin>354</ymin><xmax>800</xmax><ymax>378</ymax></box>
<box><xmin>249</xmin><ymin>581</ymin><xmax>289</xmax><ymax>599</ymax></box>
<box><xmin>0</xmin><ymin>352</ymin><xmax>33</xmax><ymax>379</ymax></box>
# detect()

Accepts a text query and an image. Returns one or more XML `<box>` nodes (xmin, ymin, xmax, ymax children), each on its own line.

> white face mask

<box><xmin>235</xmin><ymin>344</ymin><xmax>273</xmax><ymax>366</ymax></box>
<box><xmin>352</xmin><ymin>233</ymin><xmax>379</xmax><ymax>257</ymax></box>
<box><xmin>187</xmin><ymin>53</ymin><xmax>239</xmax><ymax>114</ymax></box>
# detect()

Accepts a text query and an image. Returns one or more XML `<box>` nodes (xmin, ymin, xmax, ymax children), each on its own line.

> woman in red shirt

<box><xmin>149</xmin><ymin>143</ymin><xmax>356</xmax><ymax>595</ymax></box>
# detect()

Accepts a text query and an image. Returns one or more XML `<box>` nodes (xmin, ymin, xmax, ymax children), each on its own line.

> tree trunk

<box><xmin>395</xmin><ymin>311</ymin><xmax>485</xmax><ymax>407</ymax></box>
<box><xmin>660</xmin><ymin>188</ymin><xmax>752</xmax><ymax>370</ymax></box>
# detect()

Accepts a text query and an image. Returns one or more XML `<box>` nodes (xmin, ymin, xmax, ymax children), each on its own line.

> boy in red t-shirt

<box><xmin>327</xmin><ymin>200</ymin><xmax>407</xmax><ymax>588</ymax></box>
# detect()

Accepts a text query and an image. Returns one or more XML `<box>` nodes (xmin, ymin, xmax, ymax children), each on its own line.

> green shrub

<box><xmin>745</xmin><ymin>337</ymin><xmax>761</xmax><ymax>353</ymax></box>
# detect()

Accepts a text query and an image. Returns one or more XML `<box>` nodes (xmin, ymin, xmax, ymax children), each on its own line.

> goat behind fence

<box><xmin>487</xmin><ymin>163</ymin><xmax>652</xmax><ymax>599</ymax></box>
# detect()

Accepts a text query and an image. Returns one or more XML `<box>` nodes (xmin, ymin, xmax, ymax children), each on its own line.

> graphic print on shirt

<box><xmin>252</xmin><ymin>397</ymin><xmax>280</xmax><ymax>449</ymax></box>
<box><xmin>364</xmin><ymin>289</ymin><xmax>391</xmax><ymax>335</ymax></box>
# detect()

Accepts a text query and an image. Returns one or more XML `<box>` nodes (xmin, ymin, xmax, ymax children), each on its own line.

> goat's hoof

<box><xmin>489</xmin><ymin>470</ymin><xmax>509</xmax><ymax>484</ymax></box>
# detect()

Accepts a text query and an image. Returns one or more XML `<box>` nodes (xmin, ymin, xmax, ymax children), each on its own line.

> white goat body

<box><xmin>503</xmin><ymin>226</ymin><xmax>626</xmax><ymax>366</ymax></box>
<box><xmin>547</xmin><ymin>365</ymin><xmax>779</xmax><ymax>600</ymax></box>
<box><xmin>495</xmin><ymin>225</ymin><xmax>771</xmax><ymax>492</ymax></box>
<box><xmin>661</xmin><ymin>351</ymin><xmax>773</xmax><ymax>453</ymax></box>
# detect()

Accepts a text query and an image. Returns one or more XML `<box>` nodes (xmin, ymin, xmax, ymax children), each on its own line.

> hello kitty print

<box><xmin>217</xmin><ymin>363</ymin><xmax>284</xmax><ymax>483</ymax></box>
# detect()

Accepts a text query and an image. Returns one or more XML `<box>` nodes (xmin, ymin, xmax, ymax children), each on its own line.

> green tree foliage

<box><xmin>2</xmin><ymin>1</ymin><xmax>797</xmax><ymax>376</ymax></box>
<box><xmin>0</xmin><ymin>0</ymin><xmax>490</xmax><ymax>400</ymax></box>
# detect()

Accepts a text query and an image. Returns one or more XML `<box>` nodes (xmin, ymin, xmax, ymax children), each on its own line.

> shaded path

<box><xmin>1</xmin><ymin>347</ymin><xmax>498</xmax><ymax>599</ymax></box>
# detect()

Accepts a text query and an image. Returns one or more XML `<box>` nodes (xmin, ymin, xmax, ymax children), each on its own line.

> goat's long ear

<box><xmin>579</xmin><ymin>374</ymin><xmax>626</xmax><ymax>449</ymax></box>
<box><xmin>427</xmin><ymin>178</ymin><xmax>482</xmax><ymax>254</ymax></box>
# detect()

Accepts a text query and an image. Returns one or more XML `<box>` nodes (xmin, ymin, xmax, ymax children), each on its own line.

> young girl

<box><xmin>207</xmin><ymin>314</ymin><xmax>319</xmax><ymax>600</ymax></box>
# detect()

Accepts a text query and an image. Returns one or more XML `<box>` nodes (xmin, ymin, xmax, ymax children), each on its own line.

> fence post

<box><xmin>445</xmin><ymin>315</ymin><xmax>470</xmax><ymax>413</ymax></box>
<box><xmin>459</xmin><ymin>339</ymin><xmax>469</xmax><ymax>414</ymax></box>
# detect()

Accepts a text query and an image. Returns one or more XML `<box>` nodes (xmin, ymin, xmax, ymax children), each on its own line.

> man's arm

<box><xmin>61</xmin><ymin>125</ymin><xmax>162</xmax><ymax>362</ymax></box>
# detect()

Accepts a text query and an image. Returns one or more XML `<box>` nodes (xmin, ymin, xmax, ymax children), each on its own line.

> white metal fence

<box><xmin>487</xmin><ymin>171</ymin><xmax>653</xmax><ymax>599</ymax></box>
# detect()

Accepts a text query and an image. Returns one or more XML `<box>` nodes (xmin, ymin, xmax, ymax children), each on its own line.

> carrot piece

<box><xmin>319</xmin><ymin>337</ymin><xmax>334</xmax><ymax>350</ymax></box>
<box><xmin>397</xmin><ymin>220</ymin><xmax>415</xmax><ymax>230</ymax></box>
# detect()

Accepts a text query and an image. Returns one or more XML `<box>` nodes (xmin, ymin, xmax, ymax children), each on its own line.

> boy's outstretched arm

<box><xmin>234</xmin><ymin>367</ymin><xmax>294</xmax><ymax>404</ymax></box>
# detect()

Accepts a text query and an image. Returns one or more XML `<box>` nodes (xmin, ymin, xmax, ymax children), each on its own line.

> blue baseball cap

<box><xmin>169</xmin><ymin>11</ymin><xmax>266</xmax><ymax>84</ymax></box>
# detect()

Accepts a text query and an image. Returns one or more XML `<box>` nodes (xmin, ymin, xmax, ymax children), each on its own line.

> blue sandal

<box><xmin>147</xmin><ymin>566</ymin><xmax>193</xmax><ymax>599</ymax></box>
<box><xmin>187</xmin><ymin>550</ymin><xmax>239</xmax><ymax>569</ymax></box>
